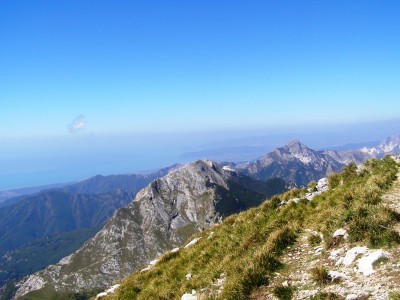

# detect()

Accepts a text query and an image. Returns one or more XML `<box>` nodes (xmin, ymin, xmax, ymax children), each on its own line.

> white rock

<box><xmin>222</xmin><ymin>166</ymin><xmax>235</xmax><ymax>172</ymax></box>
<box><xmin>149</xmin><ymin>259</ymin><xmax>159</xmax><ymax>266</ymax></box>
<box><xmin>58</xmin><ymin>254</ymin><xmax>73</xmax><ymax>265</ymax></box>
<box><xmin>185</xmin><ymin>273</ymin><xmax>192</xmax><ymax>280</ymax></box>
<box><xmin>282</xmin><ymin>280</ymin><xmax>289</xmax><ymax>287</ymax></box>
<box><xmin>328</xmin><ymin>270</ymin><xmax>346</xmax><ymax>282</ymax></box>
<box><xmin>335</xmin><ymin>257</ymin><xmax>344</xmax><ymax>266</ymax></box>
<box><xmin>315</xmin><ymin>246</ymin><xmax>323</xmax><ymax>254</ymax></box>
<box><xmin>140</xmin><ymin>265</ymin><xmax>151</xmax><ymax>272</ymax></box>
<box><xmin>184</xmin><ymin>237</ymin><xmax>202</xmax><ymax>249</ymax></box>
<box><xmin>208</xmin><ymin>231</ymin><xmax>214</xmax><ymax>239</ymax></box>
<box><xmin>342</xmin><ymin>246</ymin><xmax>368</xmax><ymax>266</ymax></box>
<box><xmin>171</xmin><ymin>247</ymin><xmax>180</xmax><ymax>253</ymax></box>
<box><xmin>181</xmin><ymin>289</ymin><xmax>197</xmax><ymax>300</ymax></box>
<box><xmin>106</xmin><ymin>284</ymin><xmax>120</xmax><ymax>294</ymax></box>
<box><xmin>317</xmin><ymin>178</ymin><xmax>328</xmax><ymax>192</ymax></box>
<box><xmin>346</xmin><ymin>294</ymin><xmax>358</xmax><ymax>300</ymax></box>
<box><xmin>140</xmin><ymin>258</ymin><xmax>159</xmax><ymax>272</ymax></box>
<box><xmin>96</xmin><ymin>292</ymin><xmax>108</xmax><ymax>299</ymax></box>
<box><xmin>305</xmin><ymin>193</ymin><xmax>315</xmax><ymax>201</ymax></box>
<box><xmin>333</xmin><ymin>228</ymin><xmax>349</xmax><ymax>239</ymax></box>
<box><xmin>357</xmin><ymin>250</ymin><xmax>389</xmax><ymax>276</ymax></box>
<box><xmin>278</xmin><ymin>201</ymin><xmax>287</xmax><ymax>207</ymax></box>
<box><xmin>329</xmin><ymin>248</ymin><xmax>344</xmax><ymax>261</ymax></box>
<box><xmin>13</xmin><ymin>275</ymin><xmax>46</xmax><ymax>298</ymax></box>
<box><xmin>291</xmin><ymin>198</ymin><xmax>300</xmax><ymax>204</ymax></box>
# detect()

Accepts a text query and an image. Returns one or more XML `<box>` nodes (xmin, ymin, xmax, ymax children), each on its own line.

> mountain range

<box><xmin>15</xmin><ymin>160</ymin><xmax>286</xmax><ymax>298</ymax></box>
<box><xmin>3</xmin><ymin>133</ymin><xmax>400</xmax><ymax>299</ymax></box>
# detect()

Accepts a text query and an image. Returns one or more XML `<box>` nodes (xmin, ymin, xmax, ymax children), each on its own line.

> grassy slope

<box><xmin>107</xmin><ymin>157</ymin><xmax>400</xmax><ymax>300</ymax></box>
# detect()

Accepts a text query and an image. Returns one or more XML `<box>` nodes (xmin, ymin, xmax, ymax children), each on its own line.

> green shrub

<box><xmin>348</xmin><ymin>206</ymin><xmax>400</xmax><ymax>247</ymax></box>
<box><xmin>273</xmin><ymin>285</ymin><xmax>295</xmax><ymax>300</ymax></box>
<box><xmin>267</xmin><ymin>226</ymin><xmax>297</xmax><ymax>255</ymax></box>
<box><xmin>270</xmin><ymin>196</ymin><xmax>282</xmax><ymax>209</ymax></box>
<box><xmin>328</xmin><ymin>173</ymin><xmax>341</xmax><ymax>189</ymax></box>
<box><xmin>308</xmin><ymin>234</ymin><xmax>322</xmax><ymax>246</ymax></box>
<box><xmin>341</xmin><ymin>162</ymin><xmax>358</xmax><ymax>182</ymax></box>
<box><xmin>310</xmin><ymin>266</ymin><xmax>330</xmax><ymax>285</ymax></box>
<box><xmin>308</xmin><ymin>181</ymin><xmax>317</xmax><ymax>192</ymax></box>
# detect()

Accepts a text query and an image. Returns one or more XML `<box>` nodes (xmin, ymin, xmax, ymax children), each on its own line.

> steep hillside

<box><xmin>0</xmin><ymin>190</ymin><xmax>133</xmax><ymax>298</ymax></box>
<box><xmin>88</xmin><ymin>156</ymin><xmax>400</xmax><ymax>300</ymax></box>
<box><xmin>0</xmin><ymin>225</ymin><xmax>102</xmax><ymax>293</ymax></box>
<box><xmin>236</xmin><ymin>140</ymin><xmax>370</xmax><ymax>186</ymax></box>
<box><xmin>15</xmin><ymin>160</ymin><xmax>286</xmax><ymax>299</ymax></box>
<box><xmin>0</xmin><ymin>190</ymin><xmax>132</xmax><ymax>256</ymax></box>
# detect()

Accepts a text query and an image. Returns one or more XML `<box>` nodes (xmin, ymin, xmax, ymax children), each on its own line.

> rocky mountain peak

<box><xmin>361</xmin><ymin>134</ymin><xmax>400</xmax><ymax>157</ymax></box>
<box><xmin>284</xmin><ymin>140</ymin><xmax>310</xmax><ymax>153</ymax></box>
<box><xmin>379</xmin><ymin>134</ymin><xmax>400</xmax><ymax>153</ymax></box>
<box><xmin>236</xmin><ymin>141</ymin><xmax>370</xmax><ymax>187</ymax></box>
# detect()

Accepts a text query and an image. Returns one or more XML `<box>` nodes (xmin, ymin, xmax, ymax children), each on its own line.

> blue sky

<box><xmin>1</xmin><ymin>1</ymin><xmax>400</xmax><ymax>189</ymax></box>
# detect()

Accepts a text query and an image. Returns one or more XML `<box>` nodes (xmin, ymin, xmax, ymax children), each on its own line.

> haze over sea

<box><xmin>2</xmin><ymin>119</ymin><xmax>400</xmax><ymax>191</ymax></box>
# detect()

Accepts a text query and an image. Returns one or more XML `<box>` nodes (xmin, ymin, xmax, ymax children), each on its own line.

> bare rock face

<box><xmin>15</xmin><ymin>160</ymin><xmax>284</xmax><ymax>298</ymax></box>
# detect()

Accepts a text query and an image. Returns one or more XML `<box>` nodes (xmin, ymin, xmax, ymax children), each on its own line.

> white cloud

<box><xmin>67</xmin><ymin>114</ymin><xmax>87</xmax><ymax>133</ymax></box>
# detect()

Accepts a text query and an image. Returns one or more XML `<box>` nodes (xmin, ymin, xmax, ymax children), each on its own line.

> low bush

<box><xmin>273</xmin><ymin>285</ymin><xmax>295</xmax><ymax>300</ymax></box>
<box><xmin>310</xmin><ymin>266</ymin><xmax>330</xmax><ymax>285</ymax></box>
<box><xmin>308</xmin><ymin>234</ymin><xmax>322</xmax><ymax>246</ymax></box>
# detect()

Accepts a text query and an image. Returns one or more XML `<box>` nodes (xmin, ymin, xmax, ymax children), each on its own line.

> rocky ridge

<box><xmin>15</xmin><ymin>160</ymin><xmax>285</xmax><ymax>298</ymax></box>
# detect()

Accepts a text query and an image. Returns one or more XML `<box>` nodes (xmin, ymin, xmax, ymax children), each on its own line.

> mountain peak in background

<box><xmin>234</xmin><ymin>140</ymin><xmax>370</xmax><ymax>186</ymax></box>
<box><xmin>361</xmin><ymin>134</ymin><xmax>400</xmax><ymax>157</ymax></box>
<box><xmin>285</xmin><ymin>140</ymin><xmax>309</xmax><ymax>152</ymax></box>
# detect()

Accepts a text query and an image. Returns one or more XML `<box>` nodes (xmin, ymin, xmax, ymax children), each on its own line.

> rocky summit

<box><xmin>15</xmin><ymin>160</ymin><xmax>286</xmax><ymax>298</ymax></box>
<box><xmin>236</xmin><ymin>140</ymin><xmax>370</xmax><ymax>187</ymax></box>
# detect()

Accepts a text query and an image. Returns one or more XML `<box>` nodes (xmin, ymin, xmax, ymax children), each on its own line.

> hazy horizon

<box><xmin>1</xmin><ymin>118</ymin><xmax>399</xmax><ymax>191</ymax></box>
